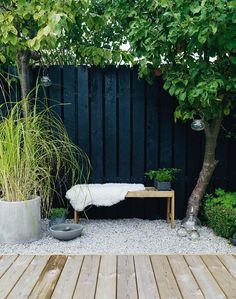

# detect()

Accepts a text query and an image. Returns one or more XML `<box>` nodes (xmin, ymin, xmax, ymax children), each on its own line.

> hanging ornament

<box><xmin>189</xmin><ymin>229</ymin><xmax>200</xmax><ymax>241</ymax></box>
<box><xmin>191</xmin><ymin>119</ymin><xmax>205</xmax><ymax>131</ymax></box>
<box><xmin>177</xmin><ymin>226</ymin><xmax>188</xmax><ymax>237</ymax></box>
<box><xmin>181</xmin><ymin>208</ymin><xmax>201</xmax><ymax>232</ymax></box>
<box><xmin>40</xmin><ymin>75</ymin><xmax>52</xmax><ymax>87</ymax></box>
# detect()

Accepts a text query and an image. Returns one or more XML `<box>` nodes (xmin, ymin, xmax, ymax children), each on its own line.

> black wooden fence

<box><xmin>2</xmin><ymin>65</ymin><xmax>236</xmax><ymax>219</ymax></box>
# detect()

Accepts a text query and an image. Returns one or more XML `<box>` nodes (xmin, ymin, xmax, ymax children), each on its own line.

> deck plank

<box><xmin>29</xmin><ymin>255</ymin><xmax>67</xmax><ymax>299</ymax></box>
<box><xmin>117</xmin><ymin>256</ymin><xmax>138</xmax><ymax>299</ymax></box>
<box><xmin>0</xmin><ymin>255</ymin><xmax>18</xmax><ymax>279</ymax></box>
<box><xmin>218</xmin><ymin>255</ymin><xmax>236</xmax><ymax>279</ymax></box>
<box><xmin>0</xmin><ymin>255</ymin><xmax>34</xmax><ymax>299</ymax></box>
<box><xmin>134</xmin><ymin>255</ymin><xmax>160</xmax><ymax>299</ymax></box>
<box><xmin>51</xmin><ymin>255</ymin><xmax>84</xmax><ymax>299</ymax></box>
<box><xmin>151</xmin><ymin>255</ymin><xmax>182</xmax><ymax>299</ymax></box>
<box><xmin>7</xmin><ymin>255</ymin><xmax>50</xmax><ymax>299</ymax></box>
<box><xmin>168</xmin><ymin>255</ymin><xmax>204</xmax><ymax>299</ymax></box>
<box><xmin>201</xmin><ymin>255</ymin><xmax>236</xmax><ymax>299</ymax></box>
<box><xmin>95</xmin><ymin>255</ymin><xmax>116</xmax><ymax>299</ymax></box>
<box><xmin>185</xmin><ymin>255</ymin><xmax>226</xmax><ymax>299</ymax></box>
<box><xmin>73</xmin><ymin>255</ymin><xmax>100</xmax><ymax>299</ymax></box>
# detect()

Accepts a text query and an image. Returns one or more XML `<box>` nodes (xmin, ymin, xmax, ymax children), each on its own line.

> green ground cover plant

<box><xmin>204</xmin><ymin>188</ymin><xmax>236</xmax><ymax>240</ymax></box>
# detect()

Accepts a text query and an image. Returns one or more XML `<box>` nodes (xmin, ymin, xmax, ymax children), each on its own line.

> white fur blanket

<box><xmin>66</xmin><ymin>183</ymin><xmax>145</xmax><ymax>211</ymax></box>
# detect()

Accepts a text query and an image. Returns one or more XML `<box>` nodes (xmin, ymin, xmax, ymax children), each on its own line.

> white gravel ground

<box><xmin>0</xmin><ymin>219</ymin><xmax>235</xmax><ymax>254</ymax></box>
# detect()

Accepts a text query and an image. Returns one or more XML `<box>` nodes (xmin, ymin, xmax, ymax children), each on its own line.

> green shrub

<box><xmin>204</xmin><ymin>189</ymin><xmax>236</xmax><ymax>239</ymax></box>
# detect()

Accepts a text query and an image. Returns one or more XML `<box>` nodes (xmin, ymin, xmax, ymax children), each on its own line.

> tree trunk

<box><xmin>17</xmin><ymin>51</ymin><xmax>31</xmax><ymax>117</ymax></box>
<box><xmin>186</xmin><ymin>114</ymin><xmax>223</xmax><ymax>216</ymax></box>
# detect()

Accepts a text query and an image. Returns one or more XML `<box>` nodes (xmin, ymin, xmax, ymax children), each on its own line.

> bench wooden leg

<box><xmin>166</xmin><ymin>197</ymin><xmax>171</xmax><ymax>223</ymax></box>
<box><xmin>74</xmin><ymin>209</ymin><xmax>79</xmax><ymax>224</ymax></box>
<box><xmin>171</xmin><ymin>194</ymin><xmax>175</xmax><ymax>228</ymax></box>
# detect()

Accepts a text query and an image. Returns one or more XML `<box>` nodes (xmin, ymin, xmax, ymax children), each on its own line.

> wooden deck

<box><xmin>0</xmin><ymin>255</ymin><xmax>235</xmax><ymax>299</ymax></box>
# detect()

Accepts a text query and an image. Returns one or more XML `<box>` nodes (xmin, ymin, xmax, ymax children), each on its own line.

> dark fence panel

<box><xmin>1</xmin><ymin>65</ymin><xmax>236</xmax><ymax>219</ymax></box>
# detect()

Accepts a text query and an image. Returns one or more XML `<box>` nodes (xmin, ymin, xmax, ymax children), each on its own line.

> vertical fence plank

<box><xmin>104</xmin><ymin>66</ymin><xmax>117</xmax><ymax>182</ymax></box>
<box><xmin>132</xmin><ymin>67</ymin><xmax>145</xmax><ymax>182</ymax></box>
<box><xmin>116</xmin><ymin>66</ymin><xmax>132</xmax><ymax>217</ymax></box>
<box><xmin>118</xmin><ymin>66</ymin><xmax>131</xmax><ymax>182</ymax></box>
<box><xmin>214</xmin><ymin>132</ymin><xmax>229</xmax><ymax>190</ymax></box>
<box><xmin>48</xmin><ymin>66</ymin><xmax>62</xmax><ymax>118</ymax></box>
<box><xmin>159</xmin><ymin>78</ymin><xmax>173</xmax><ymax>168</ymax></box>
<box><xmin>131</xmin><ymin>68</ymin><xmax>145</xmax><ymax>218</ymax></box>
<box><xmin>145</xmin><ymin>79</ymin><xmax>161</xmax><ymax>219</ymax></box>
<box><xmin>90</xmin><ymin>67</ymin><xmax>104</xmax><ymax>182</ymax></box>
<box><xmin>228</xmin><ymin>137</ymin><xmax>236</xmax><ymax>191</ymax></box>
<box><xmin>173</xmin><ymin>116</ymin><xmax>188</xmax><ymax>218</ymax></box>
<box><xmin>146</xmin><ymin>80</ymin><xmax>159</xmax><ymax>173</ymax></box>
<box><xmin>63</xmin><ymin>65</ymin><xmax>77</xmax><ymax>144</ymax></box>
<box><xmin>158</xmin><ymin>78</ymin><xmax>174</xmax><ymax>218</ymax></box>
<box><xmin>77</xmin><ymin>66</ymin><xmax>90</xmax><ymax>155</ymax></box>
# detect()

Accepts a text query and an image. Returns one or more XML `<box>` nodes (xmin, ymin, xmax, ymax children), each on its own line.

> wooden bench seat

<box><xmin>74</xmin><ymin>187</ymin><xmax>175</xmax><ymax>228</ymax></box>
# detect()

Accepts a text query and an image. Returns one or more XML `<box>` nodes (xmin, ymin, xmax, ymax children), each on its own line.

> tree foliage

<box><xmin>108</xmin><ymin>0</ymin><xmax>236</xmax><ymax>121</ymax></box>
<box><xmin>0</xmin><ymin>0</ymin><xmax>129</xmax><ymax>66</ymax></box>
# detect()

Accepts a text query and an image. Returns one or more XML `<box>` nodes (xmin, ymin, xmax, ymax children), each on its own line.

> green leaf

<box><xmin>198</xmin><ymin>29</ymin><xmax>208</xmax><ymax>44</ymax></box>
<box><xmin>0</xmin><ymin>54</ymin><xmax>6</xmax><ymax>63</ymax></box>
<box><xmin>224</xmin><ymin>107</ymin><xmax>230</xmax><ymax>116</ymax></box>
<box><xmin>179</xmin><ymin>92</ymin><xmax>186</xmax><ymax>101</ymax></box>
<box><xmin>210</xmin><ymin>24</ymin><xmax>217</xmax><ymax>34</ymax></box>
<box><xmin>169</xmin><ymin>85</ymin><xmax>175</xmax><ymax>96</ymax></box>
<box><xmin>163</xmin><ymin>80</ymin><xmax>171</xmax><ymax>90</ymax></box>
<box><xmin>190</xmin><ymin>6</ymin><xmax>201</xmax><ymax>14</ymax></box>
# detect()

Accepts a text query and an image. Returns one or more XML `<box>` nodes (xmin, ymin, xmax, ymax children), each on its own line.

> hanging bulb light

<box><xmin>191</xmin><ymin>119</ymin><xmax>205</xmax><ymax>131</ymax></box>
<box><xmin>40</xmin><ymin>75</ymin><xmax>52</xmax><ymax>87</ymax></box>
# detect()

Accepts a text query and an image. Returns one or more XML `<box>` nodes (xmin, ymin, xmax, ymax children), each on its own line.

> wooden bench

<box><xmin>74</xmin><ymin>187</ymin><xmax>175</xmax><ymax>228</ymax></box>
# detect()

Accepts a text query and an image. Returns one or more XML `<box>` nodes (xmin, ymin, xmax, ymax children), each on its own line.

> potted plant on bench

<box><xmin>145</xmin><ymin>168</ymin><xmax>180</xmax><ymax>191</ymax></box>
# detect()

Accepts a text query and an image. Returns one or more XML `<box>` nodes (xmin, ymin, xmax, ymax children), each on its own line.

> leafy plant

<box><xmin>204</xmin><ymin>189</ymin><xmax>236</xmax><ymax>239</ymax></box>
<box><xmin>49</xmin><ymin>208</ymin><xmax>67</xmax><ymax>218</ymax></box>
<box><xmin>145</xmin><ymin>168</ymin><xmax>180</xmax><ymax>182</ymax></box>
<box><xmin>0</xmin><ymin>97</ymin><xmax>90</xmax><ymax>216</ymax></box>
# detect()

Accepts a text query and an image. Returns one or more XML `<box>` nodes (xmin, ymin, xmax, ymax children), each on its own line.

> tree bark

<box><xmin>186</xmin><ymin>113</ymin><xmax>223</xmax><ymax>216</ymax></box>
<box><xmin>17</xmin><ymin>50</ymin><xmax>31</xmax><ymax>117</ymax></box>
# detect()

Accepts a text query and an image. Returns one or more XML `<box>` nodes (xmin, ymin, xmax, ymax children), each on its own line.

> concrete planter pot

<box><xmin>0</xmin><ymin>196</ymin><xmax>41</xmax><ymax>244</ymax></box>
<box><xmin>154</xmin><ymin>179</ymin><xmax>171</xmax><ymax>191</ymax></box>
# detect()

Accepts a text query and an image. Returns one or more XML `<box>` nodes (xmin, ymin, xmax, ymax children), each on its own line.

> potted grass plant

<box><xmin>145</xmin><ymin>168</ymin><xmax>180</xmax><ymax>191</ymax></box>
<box><xmin>0</xmin><ymin>99</ymin><xmax>90</xmax><ymax>244</ymax></box>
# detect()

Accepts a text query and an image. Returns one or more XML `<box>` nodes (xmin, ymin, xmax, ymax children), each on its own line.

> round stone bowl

<box><xmin>50</xmin><ymin>224</ymin><xmax>83</xmax><ymax>241</ymax></box>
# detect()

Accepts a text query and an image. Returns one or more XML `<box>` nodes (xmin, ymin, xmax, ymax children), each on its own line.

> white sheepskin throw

<box><xmin>66</xmin><ymin>183</ymin><xmax>145</xmax><ymax>212</ymax></box>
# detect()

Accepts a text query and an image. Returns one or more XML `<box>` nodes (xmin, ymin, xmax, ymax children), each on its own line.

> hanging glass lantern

<box><xmin>177</xmin><ymin>226</ymin><xmax>188</xmax><ymax>237</ymax></box>
<box><xmin>40</xmin><ymin>75</ymin><xmax>52</xmax><ymax>87</ymax></box>
<box><xmin>191</xmin><ymin>119</ymin><xmax>205</xmax><ymax>131</ymax></box>
<box><xmin>181</xmin><ymin>209</ymin><xmax>201</xmax><ymax>232</ymax></box>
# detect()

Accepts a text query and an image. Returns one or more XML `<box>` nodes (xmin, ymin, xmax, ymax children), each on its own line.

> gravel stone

<box><xmin>0</xmin><ymin>219</ymin><xmax>235</xmax><ymax>254</ymax></box>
